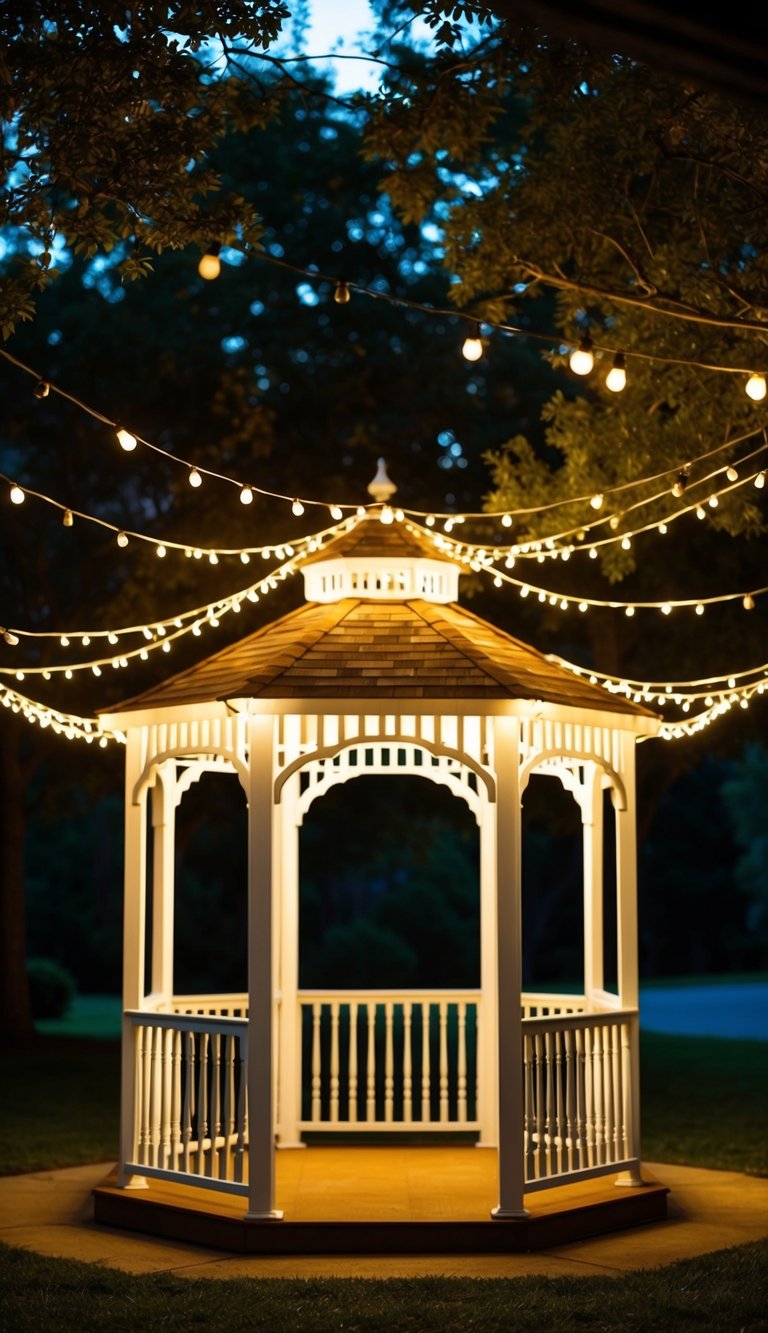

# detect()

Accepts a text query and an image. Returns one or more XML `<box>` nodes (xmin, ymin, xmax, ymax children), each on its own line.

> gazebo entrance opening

<box><xmin>296</xmin><ymin>770</ymin><xmax>482</xmax><ymax>1141</ymax></box>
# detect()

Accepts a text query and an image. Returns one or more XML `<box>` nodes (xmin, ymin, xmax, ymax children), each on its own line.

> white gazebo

<box><xmin>94</xmin><ymin>468</ymin><xmax>667</xmax><ymax>1252</ymax></box>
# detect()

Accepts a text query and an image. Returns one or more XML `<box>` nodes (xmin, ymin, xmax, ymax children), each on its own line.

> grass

<box><xmin>0</xmin><ymin>1237</ymin><xmax>766</xmax><ymax>1332</ymax></box>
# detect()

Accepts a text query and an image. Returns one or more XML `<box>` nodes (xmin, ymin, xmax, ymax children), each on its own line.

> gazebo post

<box><xmin>276</xmin><ymin>775</ymin><xmax>304</xmax><ymax>1148</ymax></box>
<box><xmin>582</xmin><ymin>763</ymin><xmax>605</xmax><ymax>1008</ymax></box>
<box><xmin>149</xmin><ymin>761</ymin><xmax>177</xmax><ymax>1004</ymax></box>
<box><xmin>491</xmin><ymin>714</ymin><xmax>528</xmax><ymax>1219</ymax></box>
<box><xmin>118</xmin><ymin>729</ymin><xmax>148</xmax><ymax>1187</ymax></box>
<box><xmin>477</xmin><ymin>802</ymin><xmax>499</xmax><ymax>1146</ymax></box>
<box><xmin>614</xmin><ymin>734</ymin><xmax>644</xmax><ymax>1186</ymax></box>
<box><xmin>245</xmin><ymin>712</ymin><xmax>283</xmax><ymax>1219</ymax></box>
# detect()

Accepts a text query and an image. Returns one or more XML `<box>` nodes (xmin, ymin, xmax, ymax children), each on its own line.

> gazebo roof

<box><xmin>102</xmin><ymin>517</ymin><xmax>656</xmax><ymax>719</ymax></box>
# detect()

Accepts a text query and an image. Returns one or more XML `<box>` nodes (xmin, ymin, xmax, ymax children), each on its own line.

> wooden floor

<box><xmin>93</xmin><ymin>1147</ymin><xmax>669</xmax><ymax>1255</ymax></box>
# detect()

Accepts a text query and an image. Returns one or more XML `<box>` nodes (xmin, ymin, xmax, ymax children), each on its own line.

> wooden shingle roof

<box><xmin>104</xmin><ymin>594</ymin><xmax>655</xmax><ymax>718</ymax></box>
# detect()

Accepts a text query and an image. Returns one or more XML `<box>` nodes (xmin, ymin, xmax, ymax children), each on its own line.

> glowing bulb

<box><xmin>189</xmin><ymin>468</ymin><xmax>202</xmax><ymax>488</ymax></box>
<box><xmin>589</xmin><ymin>546</ymin><xmax>597</xmax><ymax>559</ymax></box>
<box><xmin>726</xmin><ymin>466</ymin><xmax>739</xmax><ymax>482</ymax></box>
<box><xmin>425</xmin><ymin>515</ymin><xmax>435</xmax><ymax>527</ymax></box>
<box><xmin>661</xmin><ymin>603</ymin><xmax>672</xmax><ymax>615</ymax></box>
<box><xmin>330</xmin><ymin>505</ymin><xmax>343</xmax><ymax>520</ymax></box>
<box><xmin>461</xmin><ymin>324</ymin><xmax>483</xmax><ymax>361</ymax></box>
<box><xmin>708</xmin><ymin>494</ymin><xmax>718</xmax><ymax>508</ymax></box>
<box><xmin>198</xmin><ymin>244</ymin><xmax>221</xmax><ymax>280</ymax></box>
<box><xmin>209</xmin><ymin>552</ymin><xmax>218</xmax><ymax>565</ymax></box>
<box><xmin>755</xmin><ymin>471</ymin><xmax>766</xmax><ymax>489</ymax></box>
<box><xmin>605</xmin><ymin>353</ymin><xmax>626</xmax><ymax>392</ymax></box>
<box><xmin>116</xmin><ymin>427</ymin><xmax>137</xmax><ymax>452</ymax></box>
<box><xmin>240</xmin><ymin>486</ymin><xmax>254</xmax><ymax>505</ymax></box>
<box><xmin>334</xmin><ymin>280</ymin><xmax>350</xmax><ymax>304</ymax></box>
<box><xmin>62</xmin><ymin>508</ymin><xmax>73</xmax><ymax>527</ymax></box>
<box><xmin>569</xmin><ymin>335</ymin><xmax>594</xmax><ymax>375</ymax></box>
<box><xmin>60</xmin><ymin>635</ymin><xmax>69</xmax><ymax>646</ymax></box>
<box><xmin>3</xmin><ymin>630</ymin><xmax>19</xmax><ymax>645</ymax></box>
<box><xmin>117</xmin><ymin>531</ymin><xmax>128</xmax><ymax>547</ymax></box>
<box><xmin>621</xmin><ymin>536</ymin><xmax>631</xmax><ymax>550</ymax></box>
<box><xmin>625</xmin><ymin>605</ymin><xmax>635</xmax><ymax>617</ymax></box>
<box><xmin>695</xmin><ymin>603</ymin><xmax>704</xmax><ymax>615</ymax></box>
<box><xmin>33</xmin><ymin>379</ymin><xmax>50</xmax><ymax>399</ymax></box>
<box><xmin>745</xmin><ymin>373</ymin><xmax>766</xmax><ymax>401</ymax></box>
<box><xmin>108</xmin><ymin>632</ymin><xmax>118</xmax><ymax>645</ymax></box>
<box><xmin>743</xmin><ymin>593</ymin><xmax>755</xmax><ymax>610</ymax></box>
<box><xmin>379</xmin><ymin>505</ymin><xmax>394</xmax><ymax>524</ymax></box>
<box><xmin>590</xmin><ymin>493</ymin><xmax>604</xmax><ymax>510</ymax></box>
<box><xmin>672</xmin><ymin>469</ymin><xmax>689</xmax><ymax>498</ymax></box>
<box><xmin>9</xmin><ymin>485</ymin><xmax>24</xmax><ymax>505</ymax></box>
<box><xmin>156</xmin><ymin>544</ymin><xmax>166</xmax><ymax>558</ymax></box>
<box><xmin>240</xmin><ymin>552</ymin><xmax>250</xmax><ymax>563</ymax></box>
<box><xmin>696</xmin><ymin>505</ymin><xmax>706</xmax><ymax>519</ymax></box>
<box><xmin>292</xmin><ymin>498</ymin><xmax>304</xmax><ymax>516</ymax></box>
<box><xmin>578</xmin><ymin>601</ymin><xmax>588</xmax><ymax>612</ymax></box>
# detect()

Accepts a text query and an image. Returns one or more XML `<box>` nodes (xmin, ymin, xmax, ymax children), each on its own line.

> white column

<box><xmin>246</xmin><ymin>712</ymin><xmax>283</xmax><ymax>1219</ymax></box>
<box><xmin>119</xmin><ymin>728</ymin><xmax>149</xmax><ymax>1187</ymax></box>
<box><xmin>275</xmin><ymin>774</ymin><xmax>304</xmax><ymax>1147</ymax></box>
<box><xmin>582</xmin><ymin>763</ymin><xmax>604</xmax><ymax>1007</ymax></box>
<box><xmin>477</xmin><ymin>795</ymin><xmax>499</xmax><ymax>1146</ymax></box>
<box><xmin>491</xmin><ymin>714</ymin><xmax>528</xmax><ymax>1218</ymax></box>
<box><xmin>150</xmin><ymin>761</ymin><xmax>177</xmax><ymax>1003</ymax></box>
<box><xmin>615</xmin><ymin>732</ymin><xmax>644</xmax><ymax>1186</ymax></box>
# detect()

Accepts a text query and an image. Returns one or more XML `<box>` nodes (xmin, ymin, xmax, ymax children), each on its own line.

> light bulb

<box><xmin>590</xmin><ymin>493</ymin><xmax>604</xmax><ymax>510</ymax></box>
<box><xmin>745</xmin><ymin>373</ymin><xmax>766</xmax><ymax>401</ymax></box>
<box><xmin>240</xmin><ymin>551</ymin><xmax>250</xmax><ymax>563</ymax></box>
<box><xmin>62</xmin><ymin>508</ymin><xmax>73</xmax><ymax>527</ymax></box>
<box><xmin>605</xmin><ymin>353</ymin><xmax>626</xmax><ymax>392</ymax></box>
<box><xmin>462</xmin><ymin>325</ymin><xmax>483</xmax><ymax>361</ymax></box>
<box><xmin>334</xmin><ymin>280</ymin><xmax>350</xmax><ymax>304</ymax></box>
<box><xmin>9</xmin><ymin>485</ymin><xmax>25</xmax><ymax>505</ymax></box>
<box><xmin>755</xmin><ymin>471</ymin><xmax>766</xmax><ymax>489</ymax></box>
<box><xmin>240</xmin><ymin>486</ymin><xmax>254</xmax><ymax>505</ymax></box>
<box><xmin>672</xmin><ymin>469</ymin><xmax>689</xmax><ymax>498</ymax></box>
<box><xmin>116</xmin><ymin>427</ymin><xmax>137</xmax><ymax>452</ymax></box>
<box><xmin>292</xmin><ymin>499</ymin><xmax>304</xmax><ymax>516</ymax></box>
<box><xmin>189</xmin><ymin>468</ymin><xmax>202</xmax><ymax>488</ymax></box>
<box><xmin>379</xmin><ymin>505</ymin><xmax>394</xmax><ymax>524</ymax></box>
<box><xmin>708</xmin><ymin>494</ymin><xmax>718</xmax><ymax>508</ymax></box>
<box><xmin>743</xmin><ymin>593</ymin><xmax>755</xmax><ymax>610</ymax></box>
<box><xmin>569</xmin><ymin>335</ymin><xmax>594</xmax><ymax>375</ymax></box>
<box><xmin>33</xmin><ymin>380</ymin><xmax>50</xmax><ymax>399</ymax></box>
<box><xmin>695</xmin><ymin>603</ymin><xmax>704</xmax><ymax>615</ymax></box>
<box><xmin>696</xmin><ymin>505</ymin><xmax>706</xmax><ymax>519</ymax></box>
<box><xmin>117</xmin><ymin>531</ymin><xmax>128</xmax><ymax>547</ymax></box>
<box><xmin>156</xmin><ymin>544</ymin><xmax>166</xmax><ymax>558</ymax></box>
<box><xmin>661</xmin><ymin>603</ymin><xmax>672</xmax><ymax>615</ymax></box>
<box><xmin>726</xmin><ymin>466</ymin><xmax>739</xmax><ymax>482</ymax></box>
<box><xmin>198</xmin><ymin>244</ymin><xmax>221</xmax><ymax>281</ymax></box>
<box><xmin>3</xmin><ymin>630</ymin><xmax>19</xmax><ymax>645</ymax></box>
<box><xmin>625</xmin><ymin>605</ymin><xmax>635</xmax><ymax>617</ymax></box>
<box><xmin>621</xmin><ymin>536</ymin><xmax>631</xmax><ymax>550</ymax></box>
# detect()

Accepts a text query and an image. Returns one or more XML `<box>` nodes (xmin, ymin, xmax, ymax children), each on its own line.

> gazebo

<box><xmin>93</xmin><ymin>467</ymin><xmax>668</xmax><ymax>1253</ymax></box>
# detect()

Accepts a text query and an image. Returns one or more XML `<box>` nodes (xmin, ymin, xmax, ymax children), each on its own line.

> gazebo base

<box><xmin>92</xmin><ymin>1147</ymin><xmax>668</xmax><ymax>1255</ymax></box>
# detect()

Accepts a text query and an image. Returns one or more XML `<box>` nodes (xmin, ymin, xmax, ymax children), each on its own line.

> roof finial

<box><xmin>368</xmin><ymin>458</ymin><xmax>397</xmax><ymax>503</ymax></box>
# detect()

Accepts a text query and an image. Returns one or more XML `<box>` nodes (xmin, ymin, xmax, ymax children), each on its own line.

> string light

<box><xmin>198</xmin><ymin>243</ymin><xmax>221</xmax><ymax>281</ymax></box>
<box><xmin>672</xmin><ymin>469</ymin><xmax>689</xmax><ymax>498</ymax></box>
<box><xmin>569</xmin><ymin>334</ymin><xmax>594</xmax><ymax>376</ymax></box>
<box><xmin>745</xmin><ymin>373</ymin><xmax>766</xmax><ymax>401</ymax></box>
<box><xmin>292</xmin><ymin>498</ymin><xmax>305</xmax><ymax>516</ymax></box>
<box><xmin>62</xmin><ymin>508</ymin><xmax>73</xmax><ymax>527</ymax></box>
<box><xmin>605</xmin><ymin>352</ymin><xmax>627</xmax><ymax>392</ymax></box>
<box><xmin>116</xmin><ymin>531</ymin><xmax>129</xmax><ymax>548</ymax></box>
<box><xmin>0</xmin><ymin>681</ymin><xmax>124</xmax><ymax>746</ymax></box>
<box><xmin>188</xmin><ymin>468</ymin><xmax>202</xmax><ymax>488</ymax></box>
<box><xmin>756</xmin><ymin>471</ymin><xmax>766</xmax><ymax>489</ymax></box>
<box><xmin>333</xmin><ymin>280</ymin><xmax>351</xmax><ymax>304</ymax></box>
<box><xmin>9</xmin><ymin>484</ymin><xmax>25</xmax><ymax>505</ymax></box>
<box><xmin>461</xmin><ymin>323</ymin><xmax>484</xmax><ymax>362</ymax></box>
<box><xmin>33</xmin><ymin>380</ymin><xmax>50</xmax><ymax>399</ymax></box>
<box><xmin>240</xmin><ymin>486</ymin><xmax>254</xmax><ymax>505</ymax></box>
<box><xmin>116</xmin><ymin>427</ymin><xmax>137</xmax><ymax>452</ymax></box>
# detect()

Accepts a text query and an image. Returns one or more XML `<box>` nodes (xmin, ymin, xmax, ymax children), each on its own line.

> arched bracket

<box><xmin>132</xmin><ymin>748</ymin><xmax>248</xmax><ymax>806</ymax></box>
<box><xmin>519</xmin><ymin>749</ymin><xmax>627</xmax><ymax>812</ymax></box>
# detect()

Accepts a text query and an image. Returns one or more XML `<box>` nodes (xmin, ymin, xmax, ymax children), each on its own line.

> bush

<box><xmin>27</xmin><ymin>958</ymin><xmax>76</xmax><ymax>1020</ymax></box>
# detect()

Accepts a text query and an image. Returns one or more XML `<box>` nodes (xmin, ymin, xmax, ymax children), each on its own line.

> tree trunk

<box><xmin>0</xmin><ymin>713</ymin><xmax>34</xmax><ymax>1042</ymax></box>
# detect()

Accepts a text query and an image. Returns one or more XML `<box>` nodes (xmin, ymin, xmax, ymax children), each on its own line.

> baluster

<box><xmin>366</xmin><ymin>1004</ymin><xmax>376</xmax><ymax>1122</ymax></box>
<box><xmin>524</xmin><ymin>1031</ymin><xmax>535</xmax><ymax>1180</ymax></box>
<box><xmin>311</xmin><ymin>1002</ymin><xmax>322</xmax><ymax>1123</ymax></box>
<box><xmin>535</xmin><ymin>1031</ymin><xmax>545</xmax><ymax>1177</ymax></box>
<box><xmin>584</xmin><ymin>1025</ymin><xmax>596</xmax><ymax>1167</ymax></box>
<box><xmin>620</xmin><ymin>1021</ymin><xmax>632</xmax><ymax>1159</ymax></box>
<box><xmin>564</xmin><ymin>1027</ymin><xmax>576</xmax><ymax>1174</ymax></box>
<box><xmin>384</xmin><ymin>1003</ymin><xmax>394</xmax><ymax>1122</ymax></box>
<box><xmin>421</xmin><ymin>1004</ymin><xmax>431</xmax><ymax>1123</ymax></box>
<box><xmin>209</xmin><ymin>1032</ymin><xmax>222</xmax><ymax>1178</ymax></box>
<box><xmin>457</xmin><ymin>1002</ymin><xmax>467</xmax><ymax>1123</ymax></box>
<box><xmin>181</xmin><ymin>1029</ymin><xmax>195</xmax><ymax>1173</ymax></box>
<box><xmin>554</xmin><ymin>1029</ymin><xmax>564</xmax><ymax>1174</ymax></box>
<box><xmin>170</xmin><ymin>1028</ymin><xmax>182</xmax><ymax>1171</ymax></box>
<box><xmin>544</xmin><ymin>1029</ymin><xmax>554</xmax><ymax>1176</ymax></box>
<box><xmin>348</xmin><ymin>1002</ymin><xmax>358</xmax><ymax>1124</ymax></box>
<box><xmin>439</xmin><ymin>1002</ymin><xmax>449</xmax><ymax>1123</ymax></box>
<box><xmin>160</xmin><ymin>1026</ymin><xmax>172</xmax><ymax>1170</ymax></box>
<box><xmin>235</xmin><ymin>1032</ymin><xmax>247</xmax><ymax>1183</ymax></box>
<box><xmin>149</xmin><ymin>1025</ymin><xmax>162</xmax><ymax>1168</ymax></box>
<box><xmin>593</xmin><ymin>1024</ymin><xmax>605</xmax><ymax>1165</ymax></box>
<box><xmin>137</xmin><ymin>1025</ymin><xmax>149</xmax><ymax>1167</ymax></box>
<box><xmin>222</xmin><ymin>1033</ymin><xmax>235</xmax><ymax>1181</ymax></box>
<box><xmin>574</xmin><ymin>1026</ymin><xmax>586</xmax><ymax>1169</ymax></box>
<box><xmin>403</xmin><ymin>1002</ymin><xmax>413</xmax><ymax>1125</ymax></box>
<box><xmin>330</xmin><ymin>1003</ymin><xmax>340</xmax><ymax>1123</ymax></box>
<box><xmin>197</xmin><ymin>1031</ymin><xmax>209</xmax><ymax>1176</ymax></box>
<box><xmin>611</xmin><ymin>1023</ymin><xmax>622</xmax><ymax>1162</ymax></box>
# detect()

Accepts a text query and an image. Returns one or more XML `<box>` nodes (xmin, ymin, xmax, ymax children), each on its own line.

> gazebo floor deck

<box><xmin>93</xmin><ymin>1146</ymin><xmax>669</xmax><ymax>1255</ymax></box>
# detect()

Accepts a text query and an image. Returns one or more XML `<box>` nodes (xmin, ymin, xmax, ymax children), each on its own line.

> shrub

<box><xmin>27</xmin><ymin>958</ymin><xmax>76</xmax><ymax>1020</ymax></box>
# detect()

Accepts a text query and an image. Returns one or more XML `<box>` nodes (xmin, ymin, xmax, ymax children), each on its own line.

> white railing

<box><xmin>523</xmin><ymin>1009</ymin><xmax>639</xmax><ymax>1191</ymax></box>
<box><xmin>169</xmin><ymin>993</ymin><xmax>249</xmax><ymax>1018</ymax></box>
<box><xmin>124</xmin><ymin>1011</ymin><xmax>249</xmax><ymax>1196</ymax></box>
<box><xmin>298</xmin><ymin>990</ymin><xmax>481</xmax><ymax>1131</ymax></box>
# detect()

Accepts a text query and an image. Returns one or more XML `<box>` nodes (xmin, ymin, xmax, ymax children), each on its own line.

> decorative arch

<box><xmin>131</xmin><ymin>748</ymin><xmax>249</xmax><ymax>805</ymax></box>
<box><xmin>518</xmin><ymin>749</ymin><xmax>627</xmax><ymax>812</ymax></box>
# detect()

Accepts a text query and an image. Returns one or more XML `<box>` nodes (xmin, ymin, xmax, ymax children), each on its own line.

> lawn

<box><xmin>0</xmin><ymin>1025</ymin><xmax>765</xmax><ymax>1331</ymax></box>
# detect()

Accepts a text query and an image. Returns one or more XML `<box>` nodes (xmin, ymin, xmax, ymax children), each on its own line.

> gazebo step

<box><xmin>92</xmin><ymin>1148</ymin><xmax>669</xmax><ymax>1256</ymax></box>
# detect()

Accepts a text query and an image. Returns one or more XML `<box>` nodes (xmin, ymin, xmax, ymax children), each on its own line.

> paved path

<box><xmin>0</xmin><ymin>1160</ymin><xmax>766</xmax><ymax>1279</ymax></box>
